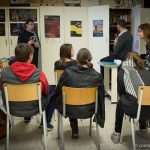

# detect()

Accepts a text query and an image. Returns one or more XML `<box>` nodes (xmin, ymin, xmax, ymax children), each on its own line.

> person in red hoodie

<box><xmin>1</xmin><ymin>43</ymin><xmax>53</xmax><ymax>130</ymax></box>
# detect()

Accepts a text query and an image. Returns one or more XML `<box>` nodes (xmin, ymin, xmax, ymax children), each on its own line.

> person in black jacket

<box><xmin>46</xmin><ymin>43</ymin><xmax>77</xmax><ymax>130</ymax></box>
<box><xmin>18</xmin><ymin>19</ymin><xmax>40</xmax><ymax>68</ymax></box>
<box><xmin>53</xmin><ymin>48</ymin><xmax>105</xmax><ymax>139</ymax></box>
<box><xmin>111</xmin><ymin>51</ymin><xmax>150</xmax><ymax>144</ymax></box>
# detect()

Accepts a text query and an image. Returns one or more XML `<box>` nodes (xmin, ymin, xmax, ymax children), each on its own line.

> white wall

<box><xmin>88</xmin><ymin>5</ymin><xmax>109</xmax><ymax>71</ymax></box>
<box><xmin>40</xmin><ymin>6</ymin><xmax>109</xmax><ymax>84</ymax></box>
<box><xmin>64</xmin><ymin>7</ymin><xmax>88</xmax><ymax>58</ymax></box>
<box><xmin>40</xmin><ymin>6</ymin><xmax>64</xmax><ymax>84</ymax></box>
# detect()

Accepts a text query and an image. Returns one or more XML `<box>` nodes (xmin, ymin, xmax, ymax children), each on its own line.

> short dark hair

<box><xmin>117</xmin><ymin>19</ymin><xmax>126</xmax><ymax>28</ymax></box>
<box><xmin>60</xmin><ymin>44</ymin><xmax>72</xmax><ymax>60</ymax></box>
<box><xmin>25</xmin><ymin>19</ymin><xmax>34</xmax><ymax>24</ymax></box>
<box><xmin>77</xmin><ymin>48</ymin><xmax>93</xmax><ymax>68</ymax></box>
<box><xmin>15</xmin><ymin>43</ymin><xmax>34</xmax><ymax>62</ymax></box>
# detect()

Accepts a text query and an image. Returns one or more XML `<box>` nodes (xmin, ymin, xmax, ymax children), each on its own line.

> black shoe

<box><xmin>24</xmin><ymin>117</ymin><xmax>31</xmax><ymax>123</ymax></box>
<box><xmin>72</xmin><ymin>133</ymin><xmax>79</xmax><ymax>139</ymax></box>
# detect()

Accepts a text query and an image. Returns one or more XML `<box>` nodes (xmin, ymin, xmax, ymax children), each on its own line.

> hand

<box><xmin>34</xmin><ymin>42</ymin><xmax>39</xmax><ymax>48</ymax></box>
<box><xmin>114</xmin><ymin>37</ymin><xmax>118</xmax><ymax>46</ymax></box>
<box><xmin>28</xmin><ymin>40</ymin><xmax>34</xmax><ymax>45</ymax></box>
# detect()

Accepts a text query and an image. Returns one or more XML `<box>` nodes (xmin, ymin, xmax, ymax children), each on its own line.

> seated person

<box><xmin>46</xmin><ymin>43</ymin><xmax>77</xmax><ymax>128</ymax></box>
<box><xmin>1</xmin><ymin>43</ymin><xmax>52</xmax><ymax>130</ymax></box>
<box><xmin>53</xmin><ymin>48</ymin><xmax>105</xmax><ymax>139</ymax></box>
<box><xmin>54</xmin><ymin>43</ymin><xmax>77</xmax><ymax>70</ymax></box>
<box><xmin>111</xmin><ymin>51</ymin><xmax>150</xmax><ymax>144</ymax></box>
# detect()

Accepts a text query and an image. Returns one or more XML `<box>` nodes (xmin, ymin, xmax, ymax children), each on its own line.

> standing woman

<box><xmin>138</xmin><ymin>23</ymin><xmax>150</xmax><ymax>62</ymax></box>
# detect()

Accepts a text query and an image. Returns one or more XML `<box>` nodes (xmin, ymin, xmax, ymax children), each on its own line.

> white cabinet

<box><xmin>0</xmin><ymin>8</ymin><xmax>9</xmax><ymax>58</ymax></box>
<box><xmin>0</xmin><ymin>7</ymin><xmax>39</xmax><ymax>58</ymax></box>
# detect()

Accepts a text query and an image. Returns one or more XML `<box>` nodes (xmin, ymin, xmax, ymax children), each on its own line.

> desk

<box><xmin>100</xmin><ymin>62</ymin><xmax>119</xmax><ymax>103</ymax></box>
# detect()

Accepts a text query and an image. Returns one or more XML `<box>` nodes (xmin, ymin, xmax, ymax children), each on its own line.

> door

<box><xmin>0</xmin><ymin>8</ymin><xmax>9</xmax><ymax>58</ymax></box>
<box><xmin>40</xmin><ymin>6</ymin><xmax>64</xmax><ymax>85</ymax></box>
<box><xmin>88</xmin><ymin>5</ymin><xmax>109</xmax><ymax>72</ymax></box>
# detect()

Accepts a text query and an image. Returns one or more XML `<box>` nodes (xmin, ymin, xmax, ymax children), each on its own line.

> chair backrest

<box><xmin>4</xmin><ymin>83</ymin><xmax>40</xmax><ymax>102</ymax></box>
<box><xmin>0</xmin><ymin>61</ymin><xmax>8</xmax><ymax>69</ymax></box>
<box><xmin>62</xmin><ymin>86</ymin><xmax>98</xmax><ymax>105</ymax></box>
<box><xmin>54</xmin><ymin>70</ymin><xmax>64</xmax><ymax>85</ymax></box>
<box><xmin>3</xmin><ymin>82</ymin><xmax>42</xmax><ymax>115</ymax></box>
<box><xmin>138</xmin><ymin>86</ymin><xmax>150</xmax><ymax>106</ymax></box>
<box><xmin>136</xmin><ymin>86</ymin><xmax>150</xmax><ymax>121</ymax></box>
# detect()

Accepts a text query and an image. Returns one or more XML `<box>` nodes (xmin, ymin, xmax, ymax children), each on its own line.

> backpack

<box><xmin>0</xmin><ymin>109</ymin><xmax>6</xmax><ymax>138</ymax></box>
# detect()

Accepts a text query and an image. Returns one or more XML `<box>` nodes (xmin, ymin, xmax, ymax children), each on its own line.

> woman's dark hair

<box><xmin>117</xmin><ymin>19</ymin><xmax>126</xmax><ymax>28</ymax></box>
<box><xmin>126</xmin><ymin>51</ymin><xmax>144</xmax><ymax>69</ymax></box>
<box><xmin>15</xmin><ymin>43</ymin><xmax>34</xmax><ymax>62</ymax></box>
<box><xmin>138</xmin><ymin>23</ymin><xmax>150</xmax><ymax>42</ymax></box>
<box><xmin>77</xmin><ymin>48</ymin><xmax>93</xmax><ymax>68</ymax></box>
<box><xmin>60</xmin><ymin>43</ymin><xmax>72</xmax><ymax>61</ymax></box>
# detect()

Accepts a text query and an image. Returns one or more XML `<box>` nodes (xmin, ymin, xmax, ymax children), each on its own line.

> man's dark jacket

<box><xmin>53</xmin><ymin>65</ymin><xmax>105</xmax><ymax>128</ymax></box>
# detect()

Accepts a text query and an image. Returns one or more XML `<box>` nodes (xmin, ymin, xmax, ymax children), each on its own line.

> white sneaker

<box><xmin>111</xmin><ymin>131</ymin><xmax>121</xmax><ymax>144</ymax></box>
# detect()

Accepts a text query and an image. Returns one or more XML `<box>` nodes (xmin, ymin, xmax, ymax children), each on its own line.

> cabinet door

<box><xmin>8</xmin><ymin>7</ymin><xmax>39</xmax><ymax>56</ymax></box>
<box><xmin>0</xmin><ymin>8</ymin><xmax>9</xmax><ymax>58</ymax></box>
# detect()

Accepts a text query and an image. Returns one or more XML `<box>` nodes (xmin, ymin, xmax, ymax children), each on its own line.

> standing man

<box><xmin>18</xmin><ymin>19</ymin><xmax>40</xmax><ymax>68</ymax></box>
<box><xmin>100</xmin><ymin>20</ymin><xmax>133</xmax><ymax>74</ymax></box>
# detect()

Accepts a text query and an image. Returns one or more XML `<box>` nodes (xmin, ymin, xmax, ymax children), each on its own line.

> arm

<box><xmin>117</xmin><ymin>69</ymin><xmax>125</xmax><ymax>97</ymax></box>
<box><xmin>40</xmin><ymin>71</ymin><xmax>49</xmax><ymax>95</ymax></box>
<box><xmin>113</xmin><ymin>35</ymin><xmax>126</xmax><ymax>55</ymax></box>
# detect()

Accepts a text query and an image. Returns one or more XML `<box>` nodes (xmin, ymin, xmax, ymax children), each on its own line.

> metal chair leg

<box><xmin>131</xmin><ymin>119</ymin><xmax>136</xmax><ymax>150</ymax></box>
<box><xmin>89</xmin><ymin>117</ymin><xmax>92</xmax><ymax>136</ymax></box>
<box><xmin>57</xmin><ymin>111</ymin><xmax>60</xmax><ymax>139</ymax></box>
<box><xmin>6</xmin><ymin>115</ymin><xmax>10</xmax><ymax>150</ymax></box>
<box><xmin>95</xmin><ymin>118</ymin><xmax>101</xmax><ymax>150</ymax></box>
<box><xmin>43</xmin><ymin>111</ymin><xmax>47</xmax><ymax>150</ymax></box>
<box><xmin>120</xmin><ymin>114</ymin><xmax>125</xmax><ymax>143</ymax></box>
<box><xmin>60</xmin><ymin>115</ymin><xmax>64</xmax><ymax>150</ymax></box>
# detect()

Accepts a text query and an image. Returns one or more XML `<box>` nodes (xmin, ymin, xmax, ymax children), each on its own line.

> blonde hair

<box><xmin>126</xmin><ymin>51</ymin><xmax>144</xmax><ymax>69</ymax></box>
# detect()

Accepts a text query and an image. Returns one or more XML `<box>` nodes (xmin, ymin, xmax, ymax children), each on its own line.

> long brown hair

<box><xmin>77</xmin><ymin>48</ymin><xmax>93</xmax><ymax>68</ymax></box>
<box><xmin>138</xmin><ymin>23</ymin><xmax>150</xmax><ymax>43</ymax></box>
<box><xmin>126</xmin><ymin>51</ymin><xmax>144</xmax><ymax>69</ymax></box>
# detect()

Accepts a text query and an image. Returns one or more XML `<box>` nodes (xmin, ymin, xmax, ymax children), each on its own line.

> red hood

<box><xmin>10</xmin><ymin>62</ymin><xmax>36</xmax><ymax>81</ymax></box>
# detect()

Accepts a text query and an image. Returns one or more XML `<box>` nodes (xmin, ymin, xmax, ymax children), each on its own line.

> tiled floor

<box><xmin>0</xmin><ymin>98</ymin><xmax>150</xmax><ymax>150</ymax></box>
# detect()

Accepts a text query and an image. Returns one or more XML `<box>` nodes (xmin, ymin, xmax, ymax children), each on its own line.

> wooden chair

<box><xmin>0</xmin><ymin>61</ymin><xmax>8</xmax><ymax>69</ymax></box>
<box><xmin>58</xmin><ymin>86</ymin><xmax>100</xmax><ymax>150</ymax></box>
<box><xmin>3</xmin><ymin>82</ymin><xmax>48</xmax><ymax>150</ymax></box>
<box><xmin>54</xmin><ymin>70</ymin><xmax>64</xmax><ymax>85</ymax></box>
<box><xmin>120</xmin><ymin>86</ymin><xmax>150</xmax><ymax>150</ymax></box>
<box><xmin>53</xmin><ymin>70</ymin><xmax>64</xmax><ymax>121</ymax></box>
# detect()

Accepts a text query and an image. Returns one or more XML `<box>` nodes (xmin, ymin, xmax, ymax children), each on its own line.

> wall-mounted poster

<box><xmin>93</xmin><ymin>20</ymin><xmax>103</xmax><ymax>37</ymax></box>
<box><xmin>44</xmin><ymin>15</ymin><xmax>60</xmax><ymax>38</ymax></box>
<box><xmin>0</xmin><ymin>23</ymin><xmax>5</xmax><ymax>36</ymax></box>
<box><xmin>70</xmin><ymin>21</ymin><xmax>82</xmax><ymax>37</ymax></box>
<box><xmin>0</xmin><ymin>9</ymin><xmax>5</xmax><ymax>22</ymax></box>
<box><xmin>10</xmin><ymin>23</ymin><xmax>38</xmax><ymax>36</ymax></box>
<box><xmin>9</xmin><ymin>9</ymin><xmax>37</xmax><ymax>22</ymax></box>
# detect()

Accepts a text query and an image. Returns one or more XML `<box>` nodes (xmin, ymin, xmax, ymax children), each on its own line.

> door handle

<box><xmin>11</xmin><ymin>39</ymin><xmax>12</xmax><ymax>45</ymax></box>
